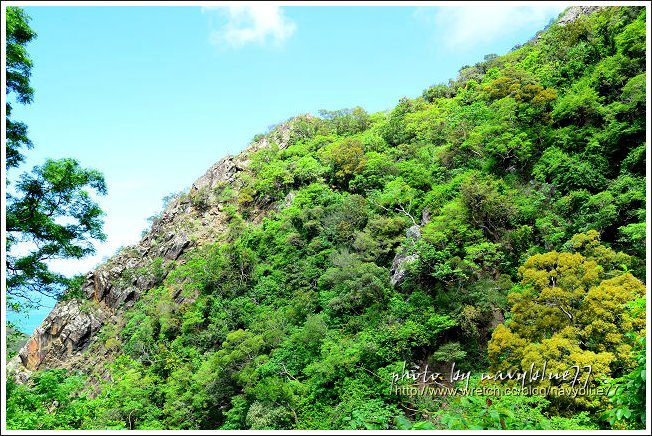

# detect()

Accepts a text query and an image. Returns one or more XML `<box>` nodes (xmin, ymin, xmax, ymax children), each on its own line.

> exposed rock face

<box><xmin>405</xmin><ymin>224</ymin><xmax>421</xmax><ymax>241</ymax></box>
<box><xmin>17</xmin><ymin>299</ymin><xmax>106</xmax><ymax>371</ymax></box>
<box><xmin>191</xmin><ymin>155</ymin><xmax>238</xmax><ymax>192</ymax></box>
<box><xmin>488</xmin><ymin>307</ymin><xmax>505</xmax><ymax>330</ymax></box>
<box><xmin>390</xmin><ymin>253</ymin><xmax>418</xmax><ymax>288</ymax></box>
<box><xmin>531</xmin><ymin>6</ymin><xmax>603</xmax><ymax>43</ymax></box>
<box><xmin>162</xmin><ymin>230</ymin><xmax>191</xmax><ymax>261</ymax></box>
<box><xmin>557</xmin><ymin>6</ymin><xmax>602</xmax><ymax>26</ymax></box>
<box><xmin>421</xmin><ymin>207</ymin><xmax>431</xmax><ymax>226</ymax></box>
<box><xmin>390</xmin><ymin>225</ymin><xmax>422</xmax><ymax>287</ymax></box>
<box><xmin>9</xmin><ymin>116</ymin><xmax>313</xmax><ymax>379</ymax></box>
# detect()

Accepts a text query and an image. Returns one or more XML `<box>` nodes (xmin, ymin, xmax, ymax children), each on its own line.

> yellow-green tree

<box><xmin>488</xmin><ymin>231</ymin><xmax>645</xmax><ymax>409</ymax></box>
<box><xmin>319</xmin><ymin>138</ymin><xmax>367</xmax><ymax>188</ymax></box>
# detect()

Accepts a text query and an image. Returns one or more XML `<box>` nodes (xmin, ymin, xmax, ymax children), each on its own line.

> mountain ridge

<box><xmin>6</xmin><ymin>5</ymin><xmax>646</xmax><ymax>430</ymax></box>
<box><xmin>8</xmin><ymin>114</ymin><xmax>314</xmax><ymax>380</ymax></box>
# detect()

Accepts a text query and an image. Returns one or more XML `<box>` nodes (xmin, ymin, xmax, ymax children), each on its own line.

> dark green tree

<box><xmin>6</xmin><ymin>159</ymin><xmax>107</xmax><ymax>306</ymax></box>
<box><xmin>5</xmin><ymin>7</ymin><xmax>107</xmax><ymax>311</ymax></box>
<box><xmin>6</xmin><ymin>6</ymin><xmax>36</xmax><ymax>169</ymax></box>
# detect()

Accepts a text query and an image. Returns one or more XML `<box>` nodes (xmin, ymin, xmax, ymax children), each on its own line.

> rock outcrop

<box><xmin>8</xmin><ymin>116</ymin><xmax>312</xmax><ymax>379</ymax></box>
<box><xmin>18</xmin><ymin>299</ymin><xmax>106</xmax><ymax>371</ymax></box>
<box><xmin>390</xmin><ymin>224</ymin><xmax>421</xmax><ymax>287</ymax></box>
<box><xmin>557</xmin><ymin>6</ymin><xmax>603</xmax><ymax>26</ymax></box>
<box><xmin>531</xmin><ymin>6</ymin><xmax>603</xmax><ymax>43</ymax></box>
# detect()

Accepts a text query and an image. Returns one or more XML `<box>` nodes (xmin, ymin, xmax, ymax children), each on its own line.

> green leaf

<box><xmin>412</xmin><ymin>421</ymin><xmax>436</xmax><ymax>430</ymax></box>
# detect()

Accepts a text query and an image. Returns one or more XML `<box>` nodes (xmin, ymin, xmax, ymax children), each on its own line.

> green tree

<box><xmin>6</xmin><ymin>6</ymin><xmax>36</xmax><ymax>169</ymax></box>
<box><xmin>488</xmin><ymin>232</ymin><xmax>645</xmax><ymax>410</ymax></box>
<box><xmin>6</xmin><ymin>369</ymin><xmax>91</xmax><ymax>430</ymax></box>
<box><xmin>318</xmin><ymin>107</ymin><xmax>370</xmax><ymax>136</ymax></box>
<box><xmin>5</xmin><ymin>8</ymin><xmax>107</xmax><ymax>311</ymax></box>
<box><xmin>603</xmin><ymin>299</ymin><xmax>646</xmax><ymax>429</ymax></box>
<box><xmin>319</xmin><ymin>138</ymin><xmax>367</xmax><ymax>188</ymax></box>
<box><xmin>6</xmin><ymin>159</ymin><xmax>107</xmax><ymax>309</ymax></box>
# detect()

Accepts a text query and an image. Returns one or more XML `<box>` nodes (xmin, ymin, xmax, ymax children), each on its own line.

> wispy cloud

<box><xmin>203</xmin><ymin>5</ymin><xmax>297</xmax><ymax>49</ymax></box>
<box><xmin>416</xmin><ymin>5</ymin><xmax>567</xmax><ymax>50</ymax></box>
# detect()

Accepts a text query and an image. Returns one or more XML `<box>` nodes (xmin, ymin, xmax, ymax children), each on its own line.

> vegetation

<box><xmin>5</xmin><ymin>6</ymin><xmax>107</xmax><ymax>314</ymax></box>
<box><xmin>6</xmin><ymin>327</ymin><xmax>29</xmax><ymax>359</ymax></box>
<box><xmin>5</xmin><ymin>6</ymin><xmax>646</xmax><ymax>431</ymax></box>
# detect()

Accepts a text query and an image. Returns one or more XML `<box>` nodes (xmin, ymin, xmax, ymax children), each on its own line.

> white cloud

<box><xmin>204</xmin><ymin>5</ymin><xmax>297</xmax><ymax>48</ymax></box>
<box><xmin>417</xmin><ymin>5</ymin><xmax>568</xmax><ymax>50</ymax></box>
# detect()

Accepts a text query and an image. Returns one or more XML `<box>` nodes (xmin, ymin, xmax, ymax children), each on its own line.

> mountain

<box><xmin>8</xmin><ymin>119</ymin><xmax>302</xmax><ymax>376</ymax></box>
<box><xmin>6</xmin><ymin>6</ymin><xmax>647</xmax><ymax>430</ymax></box>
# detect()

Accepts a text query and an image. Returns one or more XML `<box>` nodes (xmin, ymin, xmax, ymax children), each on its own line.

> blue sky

<box><xmin>5</xmin><ymin>3</ymin><xmax>568</xmax><ymax>333</ymax></box>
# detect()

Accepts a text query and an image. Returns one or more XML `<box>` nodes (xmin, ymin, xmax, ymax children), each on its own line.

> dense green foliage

<box><xmin>6</xmin><ymin>327</ymin><xmax>29</xmax><ymax>359</ymax></box>
<box><xmin>6</xmin><ymin>6</ymin><xmax>646</xmax><ymax>430</ymax></box>
<box><xmin>6</xmin><ymin>6</ymin><xmax>36</xmax><ymax>169</ymax></box>
<box><xmin>5</xmin><ymin>7</ymin><xmax>107</xmax><ymax>313</ymax></box>
<box><xmin>6</xmin><ymin>159</ymin><xmax>107</xmax><ymax>304</ymax></box>
<box><xmin>604</xmin><ymin>299</ymin><xmax>647</xmax><ymax>429</ymax></box>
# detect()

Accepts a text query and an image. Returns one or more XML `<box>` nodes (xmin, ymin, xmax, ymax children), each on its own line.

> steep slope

<box><xmin>8</xmin><ymin>117</ymin><xmax>309</xmax><ymax>378</ymax></box>
<box><xmin>6</xmin><ymin>6</ymin><xmax>646</xmax><ymax>431</ymax></box>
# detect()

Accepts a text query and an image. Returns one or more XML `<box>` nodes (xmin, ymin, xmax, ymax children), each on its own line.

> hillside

<box><xmin>6</xmin><ymin>6</ymin><xmax>647</xmax><ymax>430</ymax></box>
<box><xmin>6</xmin><ymin>327</ymin><xmax>28</xmax><ymax>356</ymax></box>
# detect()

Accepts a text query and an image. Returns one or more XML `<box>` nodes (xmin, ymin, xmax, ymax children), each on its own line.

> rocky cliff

<box><xmin>7</xmin><ymin>116</ymin><xmax>312</xmax><ymax>381</ymax></box>
<box><xmin>556</xmin><ymin>6</ymin><xmax>603</xmax><ymax>26</ymax></box>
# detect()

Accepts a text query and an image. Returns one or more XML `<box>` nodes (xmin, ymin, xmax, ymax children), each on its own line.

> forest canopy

<box><xmin>5</xmin><ymin>6</ymin><xmax>647</xmax><ymax>431</ymax></box>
